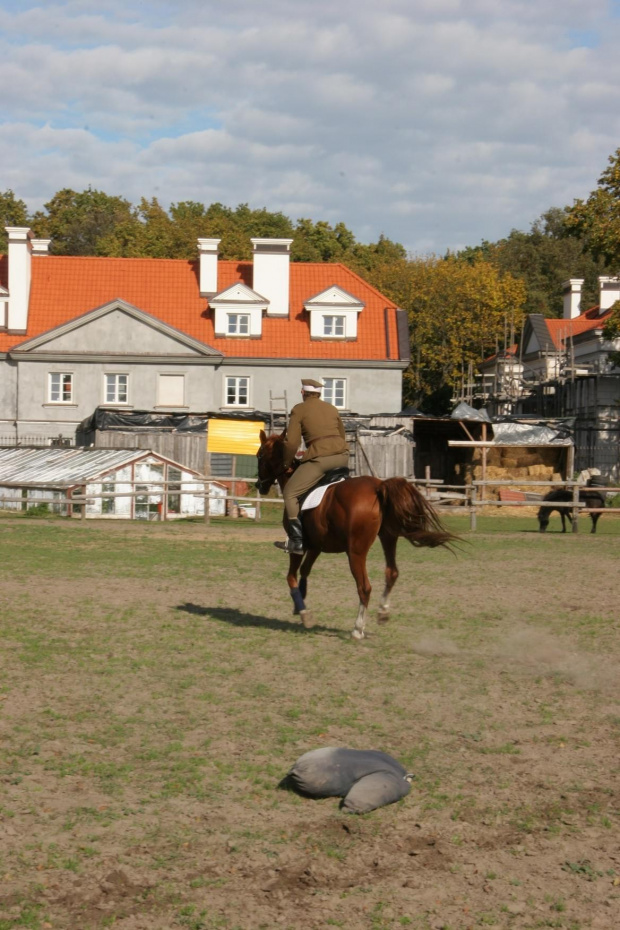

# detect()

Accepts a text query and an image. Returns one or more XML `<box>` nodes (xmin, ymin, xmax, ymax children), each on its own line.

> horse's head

<box><xmin>255</xmin><ymin>429</ymin><xmax>287</xmax><ymax>495</ymax></box>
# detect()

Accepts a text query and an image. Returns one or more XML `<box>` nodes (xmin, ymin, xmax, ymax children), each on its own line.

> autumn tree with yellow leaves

<box><xmin>369</xmin><ymin>255</ymin><xmax>527</xmax><ymax>412</ymax></box>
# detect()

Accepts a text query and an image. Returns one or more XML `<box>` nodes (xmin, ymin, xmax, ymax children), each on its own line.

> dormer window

<box><xmin>209</xmin><ymin>283</ymin><xmax>268</xmax><ymax>338</ymax></box>
<box><xmin>304</xmin><ymin>285</ymin><xmax>365</xmax><ymax>340</ymax></box>
<box><xmin>227</xmin><ymin>313</ymin><xmax>250</xmax><ymax>336</ymax></box>
<box><xmin>323</xmin><ymin>315</ymin><xmax>345</xmax><ymax>337</ymax></box>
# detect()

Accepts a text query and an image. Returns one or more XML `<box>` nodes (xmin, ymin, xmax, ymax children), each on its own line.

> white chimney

<box><xmin>197</xmin><ymin>238</ymin><xmax>221</xmax><ymax>296</ymax></box>
<box><xmin>32</xmin><ymin>239</ymin><xmax>51</xmax><ymax>256</ymax></box>
<box><xmin>6</xmin><ymin>226</ymin><xmax>33</xmax><ymax>332</ymax></box>
<box><xmin>251</xmin><ymin>238</ymin><xmax>293</xmax><ymax>317</ymax></box>
<box><xmin>562</xmin><ymin>279</ymin><xmax>583</xmax><ymax>319</ymax></box>
<box><xmin>598</xmin><ymin>276</ymin><xmax>620</xmax><ymax>313</ymax></box>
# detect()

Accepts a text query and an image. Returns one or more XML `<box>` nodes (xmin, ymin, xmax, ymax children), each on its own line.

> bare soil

<box><xmin>0</xmin><ymin>516</ymin><xmax>619</xmax><ymax>930</ymax></box>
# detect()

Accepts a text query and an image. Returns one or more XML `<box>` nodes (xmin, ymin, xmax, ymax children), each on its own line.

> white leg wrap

<box><xmin>352</xmin><ymin>603</ymin><xmax>367</xmax><ymax>639</ymax></box>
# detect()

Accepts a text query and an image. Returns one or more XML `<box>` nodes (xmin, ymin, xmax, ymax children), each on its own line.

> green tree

<box><xmin>31</xmin><ymin>188</ymin><xmax>136</xmax><ymax>256</ymax></box>
<box><xmin>0</xmin><ymin>190</ymin><xmax>31</xmax><ymax>251</ymax></box>
<box><xmin>458</xmin><ymin>207</ymin><xmax>606</xmax><ymax>317</ymax></box>
<box><xmin>566</xmin><ymin>147</ymin><xmax>620</xmax><ymax>271</ymax></box>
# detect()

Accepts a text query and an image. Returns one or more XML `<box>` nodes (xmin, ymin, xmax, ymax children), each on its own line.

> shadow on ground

<box><xmin>176</xmin><ymin>602</ymin><xmax>345</xmax><ymax>637</ymax></box>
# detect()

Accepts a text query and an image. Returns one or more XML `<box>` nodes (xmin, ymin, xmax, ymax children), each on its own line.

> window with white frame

<box><xmin>227</xmin><ymin>313</ymin><xmax>250</xmax><ymax>336</ymax></box>
<box><xmin>158</xmin><ymin>374</ymin><xmax>185</xmax><ymax>407</ymax></box>
<box><xmin>101</xmin><ymin>481</ymin><xmax>116</xmax><ymax>515</ymax></box>
<box><xmin>225</xmin><ymin>376</ymin><xmax>249</xmax><ymax>407</ymax></box>
<box><xmin>323</xmin><ymin>315</ymin><xmax>345</xmax><ymax>337</ymax></box>
<box><xmin>49</xmin><ymin>372</ymin><xmax>74</xmax><ymax>404</ymax></box>
<box><xmin>323</xmin><ymin>377</ymin><xmax>346</xmax><ymax>409</ymax></box>
<box><xmin>104</xmin><ymin>373</ymin><xmax>128</xmax><ymax>404</ymax></box>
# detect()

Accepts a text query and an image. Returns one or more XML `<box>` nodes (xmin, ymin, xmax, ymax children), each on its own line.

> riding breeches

<box><xmin>283</xmin><ymin>453</ymin><xmax>350</xmax><ymax>521</ymax></box>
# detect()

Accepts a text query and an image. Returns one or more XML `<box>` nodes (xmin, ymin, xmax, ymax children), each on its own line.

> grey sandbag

<box><xmin>286</xmin><ymin>747</ymin><xmax>412</xmax><ymax>813</ymax></box>
<box><xmin>341</xmin><ymin>770</ymin><xmax>411</xmax><ymax>814</ymax></box>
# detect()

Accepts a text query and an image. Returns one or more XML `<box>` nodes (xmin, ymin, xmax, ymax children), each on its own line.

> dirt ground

<box><xmin>0</xmin><ymin>516</ymin><xmax>619</xmax><ymax>930</ymax></box>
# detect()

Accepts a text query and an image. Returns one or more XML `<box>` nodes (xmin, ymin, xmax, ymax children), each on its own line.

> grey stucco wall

<box><xmin>0</xmin><ymin>354</ymin><xmax>404</xmax><ymax>443</ymax></box>
<box><xmin>233</xmin><ymin>364</ymin><xmax>403</xmax><ymax>415</ymax></box>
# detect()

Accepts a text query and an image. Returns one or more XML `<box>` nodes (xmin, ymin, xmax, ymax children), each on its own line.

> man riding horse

<box><xmin>274</xmin><ymin>378</ymin><xmax>349</xmax><ymax>554</ymax></box>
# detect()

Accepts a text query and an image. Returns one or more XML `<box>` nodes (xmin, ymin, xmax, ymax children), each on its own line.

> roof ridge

<box><xmin>322</xmin><ymin>261</ymin><xmax>398</xmax><ymax>308</ymax></box>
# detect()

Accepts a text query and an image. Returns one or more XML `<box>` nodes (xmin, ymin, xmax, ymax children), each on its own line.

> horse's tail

<box><xmin>376</xmin><ymin>477</ymin><xmax>457</xmax><ymax>549</ymax></box>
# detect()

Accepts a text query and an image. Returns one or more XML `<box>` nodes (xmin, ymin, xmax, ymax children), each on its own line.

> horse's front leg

<box><xmin>296</xmin><ymin>550</ymin><xmax>320</xmax><ymax>626</ymax></box>
<box><xmin>347</xmin><ymin>550</ymin><xmax>372</xmax><ymax>640</ymax></box>
<box><xmin>287</xmin><ymin>552</ymin><xmax>316</xmax><ymax>629</ymax></box>
<box><xmin>377</xmin><ymin>532</ymin><xmax>399</xmax><ymax>624</ymax></box>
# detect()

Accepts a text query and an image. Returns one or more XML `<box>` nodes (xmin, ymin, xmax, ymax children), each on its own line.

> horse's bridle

<box><xmin>255</xmin><ymin>443</ymin><xmax>296</xmax><ymax>495</ymax></box>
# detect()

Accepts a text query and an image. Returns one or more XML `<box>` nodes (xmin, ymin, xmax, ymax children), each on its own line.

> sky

<box><xmin>1</xmin><ymin>0</ymin><xmax>620</xmax><ymax>255</ymax></box>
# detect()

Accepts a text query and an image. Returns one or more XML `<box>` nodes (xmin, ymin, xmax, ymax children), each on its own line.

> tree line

<box><xmin>1</xmin><ymin>146</ymin><xmax>619</xmax><ymax>413</ymax></box>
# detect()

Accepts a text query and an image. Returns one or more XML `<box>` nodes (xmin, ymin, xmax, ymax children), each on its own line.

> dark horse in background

<box><xmin>537</xmin><ymin>488</ymin><xmax>606</xmax><ymax>534</ymax></box>
<box><xmin>256</xmin><ymin>430</ymin><xmax>457</xmax><ymax>639</ymax></box>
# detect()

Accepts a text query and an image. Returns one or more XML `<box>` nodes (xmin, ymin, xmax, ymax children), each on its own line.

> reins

<box><xmin>256</xmin><ymin>438</ymin><xmax>297</xmax><ymax>493</ymax></box>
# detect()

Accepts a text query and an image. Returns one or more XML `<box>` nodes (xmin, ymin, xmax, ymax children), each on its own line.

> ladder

<box><xmin>269</xmin><ymin>390</ymin><xmax>288</xmax><ymax>433</ymax></box>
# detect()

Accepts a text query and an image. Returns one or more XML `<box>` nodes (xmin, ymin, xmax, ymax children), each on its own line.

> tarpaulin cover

<box><xmin>490</xmin><ymin>420</ymin><xmax>573</xmax><ymax>445</ymax></box>
<box><xmin>78</xmin><ymin>407</ymin><xmax>269</xmax><ymax>433</ymax></box>
<box><xmin>285</xmin><ymin>747</ymin><xmax>412</xmax><ymax>814</ymax></box>
<box><xmin>451</xmin><ymin>402</ymin><xmax>492</xmax><ymax>422</ymax></box>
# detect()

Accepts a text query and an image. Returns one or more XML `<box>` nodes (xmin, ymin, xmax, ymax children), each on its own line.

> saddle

<box><xmin>299</xmin><ymin>467</ymin><xmax>350</xmax><ymax>511</ymax></box>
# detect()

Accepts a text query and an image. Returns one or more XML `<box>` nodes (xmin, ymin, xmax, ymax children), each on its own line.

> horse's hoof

<box><xmin>351</xmin><ymin>629</ymin><xmax>365</xmax><ymax>641</ymax></box>
<box><xmin>300</xmin><ymin>609</ymin><xmax>315</xmax><ymax>629</ymax></box>
<box><xmin>377</xmin><ymin>609</ymin><xmax>390</xmax><ymax>625</ymax></box>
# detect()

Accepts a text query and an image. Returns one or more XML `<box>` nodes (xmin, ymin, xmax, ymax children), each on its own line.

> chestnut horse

<box><xmin>256</xmin><ymin>430</ymin><xmax>456</xmax><ymax>639</ymax></box>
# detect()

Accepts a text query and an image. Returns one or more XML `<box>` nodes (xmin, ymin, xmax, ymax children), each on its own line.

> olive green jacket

<box><xmin>283</xmin><ymin>395</ymin><xmax>348</xmax><ymax>466</ymax></box>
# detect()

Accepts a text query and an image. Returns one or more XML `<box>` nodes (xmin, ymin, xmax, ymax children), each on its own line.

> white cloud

<box><xmin>0</xmin><ymin>0</ymin><xmax>620</xmax><ymax>254</ymax></box>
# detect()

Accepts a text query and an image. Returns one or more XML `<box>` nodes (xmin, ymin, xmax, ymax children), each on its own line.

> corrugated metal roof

<box><xmin>0</xmin><ymin>448</ymin><xmax>176</xmax><ymax>487</ymax></box>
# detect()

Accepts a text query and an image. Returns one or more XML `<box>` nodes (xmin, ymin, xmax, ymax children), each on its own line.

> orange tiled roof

<box><xmin>0</xmin><ymin>255</ymin><xmax>400</xmax><ymax>360</ymax></box>
<box><xmin>546</xmin><ymin>307</ymin><xmax>612</xmax><ymax>349</ymax></box>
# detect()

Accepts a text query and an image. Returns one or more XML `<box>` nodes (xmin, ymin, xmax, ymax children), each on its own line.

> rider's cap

<box><xmin>301</xmin><ymin>378</ymin><xmax>323</xmax><ymax>393</ymax></box>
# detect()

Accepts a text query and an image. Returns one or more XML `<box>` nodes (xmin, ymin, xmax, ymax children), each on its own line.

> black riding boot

<box><xmin>274</xmin><ymin>517</ymin><xmax>305</xmax><ymax>554</ymax></box>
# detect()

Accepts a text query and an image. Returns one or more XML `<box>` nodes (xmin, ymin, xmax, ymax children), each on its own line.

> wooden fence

<box><xmin>1</xmin><ymin>475</ymin><xmax>618</xmax><ymax>532</ymax></box>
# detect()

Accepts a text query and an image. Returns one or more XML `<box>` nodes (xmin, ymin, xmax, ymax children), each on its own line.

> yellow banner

<box><xmin>207</xmin><ymin>419</ymin><xmax>265</xmax><ymax>455</ymax></box>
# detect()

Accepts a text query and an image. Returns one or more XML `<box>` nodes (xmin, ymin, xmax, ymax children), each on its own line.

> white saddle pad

<box><xmin>301</xmin><ymin>478</ymin><xmax>346</xmax><ymax>512</ymax></box>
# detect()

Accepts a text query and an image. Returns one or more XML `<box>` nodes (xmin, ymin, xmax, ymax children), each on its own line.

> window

<box><xmin>101</xmin><ymin>481</ymin><xmax>115</xmax><ymax>515</ymax></box>
<box><xmin>227</xmin><ymin>313</ymin><xmax>250</xmax><ymax>336</ymax></box>
<box><xmin>167</xmin><ymin>466</ymin><xmax>182</xmax><ymax>515</ymax></box>
<box><xmin>323</xmin><ymin>315</ymin><xmax>345</xmax><ymax>337</ymax></box>
<box><xmin>49</xmin><ymin>372</ymin><xmax>73</xmax><ymax>404</ymax></box>
<box><xmin>158</xmin><ymin>374</ymin><xmax>185</xmax><ymax>407</ymax></box>
<box><xmin>105</xmin><ymin>373</ymin><xmax>128</xmax><ymax>404</ymax></box>
<box><xmin>225</xmin><ymin>376</ymin><xmax>249</xmax><ymax>407</ymax></box>
<box><xmin>323</xmin><ymin>378</ymin><xmax>346</xmax><ymax>409</ymax></box>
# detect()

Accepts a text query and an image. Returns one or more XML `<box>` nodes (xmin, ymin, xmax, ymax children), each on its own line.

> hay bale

<box><xmin>528</xmin><ymin>464</ymin><xmax>553</xmax><ymax>478</ymax></box>
<box><xmin>515</xmin><ymin>452</ymin><xmax>540</xmax><ymax>467</ymax></box>
<box><xmin>501</xmin><ymin>457</ymin><xmax>519</xmax><ymax>468</ymax></box>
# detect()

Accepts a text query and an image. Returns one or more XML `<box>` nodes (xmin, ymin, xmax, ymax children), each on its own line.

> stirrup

<box><xmin>274</xmin><ymin>538</ymin><xmax>305</xmax><ymax>554</ymax></box>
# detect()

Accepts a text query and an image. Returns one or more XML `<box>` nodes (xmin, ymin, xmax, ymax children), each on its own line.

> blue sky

<box><xmin>1</xmin><ymin>0</ymin><xmax>620</xmax><ymax>254</ymax></box>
